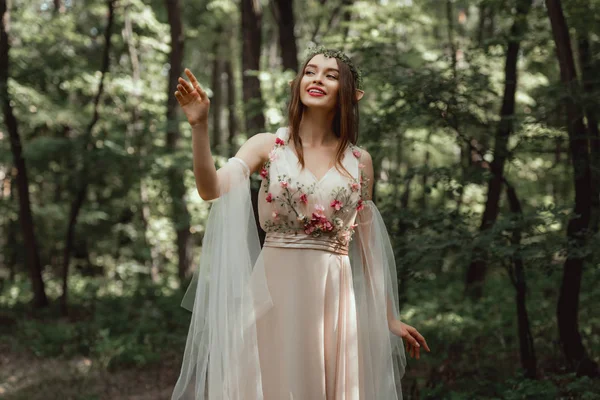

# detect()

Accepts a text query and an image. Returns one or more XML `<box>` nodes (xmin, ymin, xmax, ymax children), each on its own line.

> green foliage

<box><xmin>2</xmin><ymin>0</ymin><xmax>600</xmax><ymax>398</ymax></box>
<box><xmin>2</xmin><ymin>277</ymin><xmax>190</xmax><ymax>371</ymax></box>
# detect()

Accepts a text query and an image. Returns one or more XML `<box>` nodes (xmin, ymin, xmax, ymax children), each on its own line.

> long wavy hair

<box><xmin>287</xmin><ymin>52</ymin><xmax>360</xmax><ymax>178</ymax></box>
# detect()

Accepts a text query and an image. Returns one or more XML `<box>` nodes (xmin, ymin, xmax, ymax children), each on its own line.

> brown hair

<box><xmin>287</xmin><ymin>53</ymin><xmax>360</xmax><ymax>178</ymax></box>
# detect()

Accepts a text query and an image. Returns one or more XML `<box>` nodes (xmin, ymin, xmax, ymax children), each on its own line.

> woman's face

<box><xmin>299</xmin><ymin>54</ymin><xmax>340</xmax><ymax>112</ymax></box>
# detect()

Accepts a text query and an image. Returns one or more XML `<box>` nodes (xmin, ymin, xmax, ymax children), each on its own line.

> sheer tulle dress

<box><xmin>171</xmin><ymin>127</ymin><xmax>406</xmax><ymax>400</ymax></box>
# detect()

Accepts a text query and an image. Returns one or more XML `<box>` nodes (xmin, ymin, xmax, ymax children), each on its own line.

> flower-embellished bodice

<box><xmin>257</xmin><ymin>127</ymin><xmax>368</xmax><ymax>249</ymax></box>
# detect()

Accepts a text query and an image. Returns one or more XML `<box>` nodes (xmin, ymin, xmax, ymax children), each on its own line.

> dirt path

<box><xmin>0</xmin><ymin>341</ymin><xmax>182</xmax><ymax>400</ymax></box>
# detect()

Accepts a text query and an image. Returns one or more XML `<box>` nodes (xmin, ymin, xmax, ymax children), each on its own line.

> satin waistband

<box><xmin>263</xmin><ymin>232</ymin><xmax>349</xmax><ymax>255</ymax></box>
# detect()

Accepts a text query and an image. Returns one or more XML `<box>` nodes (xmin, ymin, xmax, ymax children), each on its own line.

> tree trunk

<box><xmin>241</xmin><ymin>0</ymin><xmax>266</xmax><ymax>135</ymax></box>
<box><xmin>53</xmin><ymin>0</ymin><xmax>63</xmax><ymax>13</ymax></box>
<box><xmin>420</xmin><ymin>132</ymin><xmax>432</xmax><ymax>211</ymax></box>
<box><xmin>60</xmin><ymin>0</ymin><xmax>115</xmax><ymax>315</ymax></box>
<box><xmin>577</xmin><ymin>36</ymin><xmax>600</xmax><ymax>234</ymax></box>
<box><xmin>341</xmin><ymin>0</ymin><xmax>353</xmax><ymax>44</ymax></box>
<box><xmin>274</xmin><ymin>0</ymin><xmax>298</xmax><ymax>72</ymax></box>
<box><xmin>225</xmin><ymin>58</ymin><xmax>238</xmax><ymax>158</ymax></box>
<box><xmin>1</xmin><ymin>0</ymin><xmax>48</xmax><ymax>308</ymax></box>
<box><xmin>505</xmin><ymin>183</ymin><xmax>537</xmax><ymax>379</ymax></box>
<box><xmin>165</xmin><ymin>0</ymin><xmax>194</xmax><ymax>282</ymax></box>
<box><xmin>211</xmin><ymin>26</ymin><xmax>224</xmax><ymax>154</ymax></box>
<box><xmin>545</xmin><ymin>0</ymin><xmax>598</xmax><ymax>377</ymax></box>
<box><xmin>465</xmin><ymin>0</ymin><xmax>533</xmax><ymax>299</ymax></box>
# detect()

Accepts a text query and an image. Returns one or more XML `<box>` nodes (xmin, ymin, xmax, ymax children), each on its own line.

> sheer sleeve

<box><xmin>172</xmin><ymin>157</ymin><xmax>273</xmax><ymax>400</ymax></box>
<box><xmin>349</xmin><ymin>199</ymin><xmax>407</xmax><ymax>399</ymax></box>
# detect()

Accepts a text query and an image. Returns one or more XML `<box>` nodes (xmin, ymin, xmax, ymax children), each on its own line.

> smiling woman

<box><xmin>171</xmin><ymin>46</ymin><xmax>429</xmax><ymax>400</ymax></box>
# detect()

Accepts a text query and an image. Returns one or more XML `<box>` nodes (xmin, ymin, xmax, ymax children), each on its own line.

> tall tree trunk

<box><xmin>53</xmin><ymin>0</ymin><xmax>63</xmax><ymax>13</ymax></box>
<box><xmin>211</xmin><ymin>26</ymin><xmax>224</xmax><ymax>154</ymax></box>
<box><xmin>465</xmin><ymin>0</ymin><xmax>533</xmax><ymax>299</ymax></box>
<box><xmin>60</xmin><ymin>0</ymin><xmax>115</xmax><ymax>315</ymax></box>
<box><xmin>1</xmin><ymin>0</ymin><xmax>48</xmax><ymax>308</ymax></box>
<box><xmin>505</xmin><ymin>182</ymin><xmax>537</xmax><ymax>379</ymax></box>
<box><xmin>241</xmin><ymin>0</ymin><xmax>266</xmax><ymax>246</ymax></box>
<box><xmin>577</xmin><ymin>36</ymin><xmax>600</xmax><ymax>234</ymax></box>
<box><xmin>273</xmin><ymin>0</ymin><xmax>298</xmax><ymax>72</ymax></box>
<box><xmin>165</xmin><ymin>0</ymin><xmax>194</xmax><ymax>282</ymax></box>
<box><xmin>225</xmin><ymin>58</ymin><xmax>238</xmax><ymax>158</ymax></box>
<box><xmin>420</xmin><ymin>132</ymin><xmax>432</xmax><ymax>211</ymax></box>
<box><xmin>341</xmin><ymin>0</ymin><xmax>353</xmax><ymax>44</ymax></box>
<box><xmin>241</xmin><ymin>0</ymin><xmax>265</xmax><ymax>135</ymax></box>
<box><xmin>545</xmin><ymin>0</ymin><xmax>598</xmax><ymax>377</ymax></box>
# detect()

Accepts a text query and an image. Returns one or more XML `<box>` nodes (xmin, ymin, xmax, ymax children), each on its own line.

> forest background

<box><xmin>1</xmin><ymin>0</ymin><xmax>599</xmax><ymax>398</ymax></box>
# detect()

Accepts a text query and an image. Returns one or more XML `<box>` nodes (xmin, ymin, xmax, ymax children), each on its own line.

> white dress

<box><xmin>171</xmin><ymin>127</ymin><xmax>406</xmax><ymax>400</ymax></box>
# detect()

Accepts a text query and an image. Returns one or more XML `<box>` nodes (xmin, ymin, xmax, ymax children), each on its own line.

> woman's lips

<box><xmin>307</xmin><ymin>87</ymin><xmax>326</xmax><ymax>97</ymax></box>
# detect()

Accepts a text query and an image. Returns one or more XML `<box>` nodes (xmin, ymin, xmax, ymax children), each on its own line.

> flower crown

<box><xmin>303</xmin><ymin>45</ymin><xmax>363</xmax><ymax>90</ymax></box>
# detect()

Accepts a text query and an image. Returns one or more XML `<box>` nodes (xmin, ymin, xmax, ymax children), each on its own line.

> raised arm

<box><xmin>175</xmin><ymin>68</ymin><xmax>274</xmax><ymax>201</ymax></box>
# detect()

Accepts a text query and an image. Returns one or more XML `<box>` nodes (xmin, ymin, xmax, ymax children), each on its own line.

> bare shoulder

<box><xmin>234</xmin><ymin>132</ymin><xmax>277</xmax><ymax>175</ymax></box>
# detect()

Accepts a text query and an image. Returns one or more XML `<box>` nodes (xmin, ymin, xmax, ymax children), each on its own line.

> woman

<box><xmin>171</xmin><ymin>48</ymin><xmax>430</xmax><ymax>400</ymax></box>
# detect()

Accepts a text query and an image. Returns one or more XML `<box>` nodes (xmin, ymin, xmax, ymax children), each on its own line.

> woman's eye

<box><xmin>305</xmin><ymin>71</ymin><xmax>314</xmax><ymax>75</ymax></box>
<box><xmin>327</xmin><ymin>75</ymin><xmax>338</xmax><ymax>79</ymax></box>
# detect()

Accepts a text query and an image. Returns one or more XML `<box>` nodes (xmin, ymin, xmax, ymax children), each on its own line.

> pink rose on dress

<box><xmin>275</xmin><ymin>137</ymin><xmax>285</xmax><ymax>146</ymax></box>
<box><xmin>260</xmin><ymin>167</ymin><xmax>268</xmax><ymax>179</ymax></box>
<box><xmin>351</xmin><ymin>182</ymin><xmax>360</xmax><ymax>192</ymax></box>
<box><xmin>266</xmin><ymin>193</ymin><xmax>273</xmax><ymax>203</ymax></box>
<box><xmin>303</xmin><ymin>212</ymin><xmax>334</xmax><ymax>235</ymax></box>
<box><xmin>272</xmin><ymin>211</ymin><xmax>280</xmax><ymax>221</ymax></box>
<box><xmin>300</xmin><ymin>193</ymin><xmax>308</xmax><ymax>204</ymax></box>
<box><xmin>352</xmin><ymin>149</ymin><xmax>361</xmax><ymax>158</ymax></box>
<box><xmin>280</xmin><ymin>181</ymin><xmax>289</xmax><ymax>189</ymax></box>
<box><xmin>356</xmin><ymin>199</ymin><xmax>365</xmax><ymax>211</ymax></box>
<box><xmin>314</xmin><ymin>204</ymin><xmax>325</xmax><ymax>214</ymax></box>
<box><xmin>330</xmin><ymin>199</ymin><xmax>343</xmax><ymax>211</ymax></box>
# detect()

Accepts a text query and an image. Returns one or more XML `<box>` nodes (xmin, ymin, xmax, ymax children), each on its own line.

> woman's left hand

<box><xmin>389</xmin><ymin>320</ymin><xmax>430</xmax><ymax>360</ymax></box>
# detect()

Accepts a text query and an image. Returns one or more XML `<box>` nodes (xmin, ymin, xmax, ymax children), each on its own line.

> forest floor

<box><xmin>0</xmin><ymin>341</ymin><xmax>181</xmax><ymax>400</ymax></box>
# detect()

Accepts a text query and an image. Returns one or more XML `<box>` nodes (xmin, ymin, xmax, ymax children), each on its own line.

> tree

<box><xmin>60</xmin><ymin>0</ymin><xmax>116</xmax><ymax>315</ymax></box>
<box><xmin>241</xmin><ymin>0</ymin><xmax>266</xmax><ymax>135</ymax></box>
<box><xmin>0</xmin><ymin>0</ymin><xmax>48</xmax><ymax>308</ymax></box>
<box><xmin>465</xmin><ymin>0</ymin><xmax>533</xmax><ymax>299</ymax></box>
<box><xmin>545</xmin><ymin>0</ymin><xmax>598</xmax><ymax>377</ymax></box>
<box><xmin>165</xmin><ymin>0</ymin><xmax>194</xmax><ymax>281</ymax></box>
<box><xmin>273</xmin><ymin>0</ymin><xmax>298</xmax><ymax>72</ymax></box>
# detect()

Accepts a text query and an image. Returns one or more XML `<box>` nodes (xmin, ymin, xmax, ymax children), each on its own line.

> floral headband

<box><xmin>303</xmin><ymin>45</ymin><xmax>364</xmax><ymax>90</ymax></box>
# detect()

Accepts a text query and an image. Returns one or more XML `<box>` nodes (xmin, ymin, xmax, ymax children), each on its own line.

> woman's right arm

<box><xmin>192</xmin><ymin>123</ymin><xmax>273</xmax><ymax>200</ymax></box>
<box><xmin>175</xmin><ymin>68</ymin><xmax>273</xmax><ymax>201</ymax></box>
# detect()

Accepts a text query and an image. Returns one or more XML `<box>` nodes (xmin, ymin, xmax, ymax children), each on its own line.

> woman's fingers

<box><xmin>184</xmin><ymin>68</ymin><xmax>207</xmax><ymax>100</ymax></box>
<box><xmin>409</xmin><ymin>327</ymin><xmax>430</xmax><ymax>352</ymax></box>
<box><xmin>178</xmin><ymin>76</ymin><xmax>193</xmax><ymax>93</ymax></box>
<box><xmin>174</xmin><ymin>90</ymin><xmax>184</xmax><ymax>103</ymax></box>
<box><xmin>177</xmin><ymin>83</ymin><xmax>188</xmax><ymax>95</ymax></box>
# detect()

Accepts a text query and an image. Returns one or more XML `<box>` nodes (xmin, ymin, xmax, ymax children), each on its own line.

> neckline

<box><xmin>285</xmin><ymin>142</ymin><xmax>350</xmax><ymax>184</ymax></box>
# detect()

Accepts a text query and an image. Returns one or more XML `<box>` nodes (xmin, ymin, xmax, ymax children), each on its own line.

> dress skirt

<box><xmin>256</xmin><ymin>245</ymin><xmax>360</xmax><ymax>400</ymax></box>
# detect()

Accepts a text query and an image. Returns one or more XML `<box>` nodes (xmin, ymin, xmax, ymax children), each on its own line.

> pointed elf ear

<box><xmin>356</xmin><ymin>89</ymin><xmax>365</xmax><ymax>101</ymax></box>
<box><xmin>288</xmin><ymin>79</ymin><xmax>294</xmax><ymax>87</ymax></box>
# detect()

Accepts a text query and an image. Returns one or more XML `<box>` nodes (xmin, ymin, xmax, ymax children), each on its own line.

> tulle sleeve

<box><xmin>349</xmin><ymin>200</ymin><xmax>407</xmax><ymax>399</ymax></box>
<box><xmin>172</xmin><ymin>157</ymin><xmax>273</xmax><ymax>400</ymax></box>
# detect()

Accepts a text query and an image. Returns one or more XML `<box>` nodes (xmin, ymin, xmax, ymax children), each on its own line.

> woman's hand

<box><xmin>174</xmin><ymin>68</ymin><xmax>210</xmax><ymax>127</ymax></box>
<box><xmin>389</xmin><ymin>320</ymin><xmax>430</xmax><ymax>360</ymax></box>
